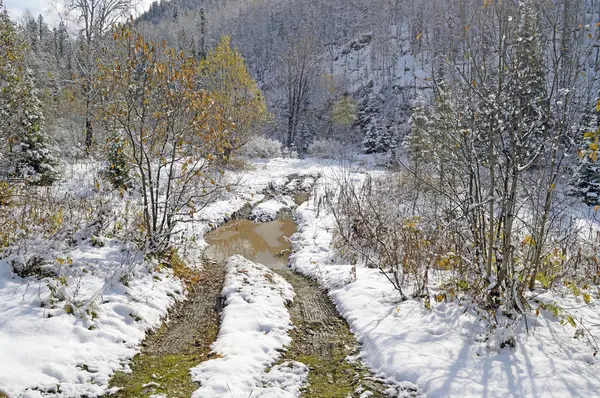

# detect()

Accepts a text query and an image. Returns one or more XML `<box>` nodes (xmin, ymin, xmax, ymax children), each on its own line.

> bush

<box><xmin>239</xmin><ymin>136</ymin><xmax>282</xmax><ymax>158</ymax></box>
<box><xmin>104</xmin><ymin>131</ymin><xmax>130</xmax><ymax>190</ymax></box>
<box><xmin>307</xmin><ymin>139</ymin><xmax>346</xmax><ymax>159</ymax></box>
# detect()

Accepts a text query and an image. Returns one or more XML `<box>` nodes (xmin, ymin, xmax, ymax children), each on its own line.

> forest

<box><xmin>1</xmin><ymin>0</ymin><xmax>600</xmax><ymax>397</ymax></box>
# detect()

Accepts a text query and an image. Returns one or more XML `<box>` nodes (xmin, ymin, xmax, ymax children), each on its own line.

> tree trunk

<box><xmin>85</xmin><ymin>116</ymin><xmax>92</xmax><ymax>153</ymax></box>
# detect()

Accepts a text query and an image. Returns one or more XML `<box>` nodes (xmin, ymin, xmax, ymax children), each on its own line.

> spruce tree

<box><xmin>405</xmin><ymin>105</ymin><xmax>430</xmax><ymax>162</ymax></box>
<box><xmin>362</xmin><ymin>119</ymin><xmax>380</xmax><ymax>154</ymax></box>
<box><xmin>503</xmin><ymin>1</ymin><xmax>549</xmax><ymax>164</ymax></box>
<box><xmin>362</xmin><ymin>120</ymin><xmax>396</xmax><ymax>154</ymax></box>
<box><xmin>10</xmin><ymin>72</ymin><xmax>59</xmax><ymax>186</ymax></box>
<box><xmin>105</xmin><ymin>131</ymin><xmax>130</xmax><ymax>190</ymax></box>
<box><xmin>571</xmin><ymin>108</ymin><xmax>600</xmax><ymax>206</ymax></box>
<box><xmin>297</xmin><ymin>122</ymin><xmax>315</xmax><ymax>155</ymax></box>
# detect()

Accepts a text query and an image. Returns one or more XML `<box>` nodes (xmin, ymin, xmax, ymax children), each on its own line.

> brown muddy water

<box><xmin>203</xmin><ymin>218</ymin><xmax>297</xmax><ymax>269</ymax></box>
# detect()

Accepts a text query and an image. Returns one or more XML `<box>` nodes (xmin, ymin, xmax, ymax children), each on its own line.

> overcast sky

<box><xmin>5</xmin><ymin>0</ymin><xmax>150</xmax><ymax>26</ymax></box>
<box><xmin>5</xmin><ymin>0</ymin><xmax>57</xmax><ymax>22</ymax></box>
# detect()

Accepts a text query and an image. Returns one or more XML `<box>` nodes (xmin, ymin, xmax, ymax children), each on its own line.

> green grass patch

<box><xmin>109</xmin><ymin>353</ymin><xmax>201</xmax><ymax>398</ymax></box>
<box><xmin>296</xmin><ymin>353</ymin><xmax>362</xmax><ymax>397</ymax></box>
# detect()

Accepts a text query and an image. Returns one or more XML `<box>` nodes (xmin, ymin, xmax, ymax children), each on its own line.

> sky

<box><xmin>5</xmin><ymin>0</ymin><xmax>151</xmax><ymax>26</ymax></box>
<box><xmin>5</xmin><ymin>0</ymin><xmax>57</xmax><ymax>23</ymax></box>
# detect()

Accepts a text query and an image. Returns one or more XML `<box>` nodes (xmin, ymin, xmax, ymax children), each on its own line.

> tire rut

<box><xmin>275</xmin><ymin>269</ymin><xmax>390</xmax><ymax>398</ymax></box>
<box><xmin>108</xmin><ymin>263</ymin><xmax>225</xmax><ymax>398</ymax></box>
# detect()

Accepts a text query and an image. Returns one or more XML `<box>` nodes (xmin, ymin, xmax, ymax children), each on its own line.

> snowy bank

<box><xmin>190</xmin><ymin>255</ymin><xmax>307</xmax><ymax>398</ymax></box>
<box><xmin>290</xmin><ymin>175</ymin><xmax>600</xmax><ymax>398</ymax></box>
<box><xmin>0</xmin><ymin>240</ymin><xmax>184</xmax><ymax>398</ymax></box>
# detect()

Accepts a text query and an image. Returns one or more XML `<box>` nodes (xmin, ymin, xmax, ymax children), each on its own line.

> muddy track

<box><xmin>275</xmin><ymin>269</ymin><xmax>390</xmax><ymax>398</ymax></box>
<box><xmin>108</xmin><ymin>263</ymin><xmax>225</xmax><ymax>397</ymax></box>
<box><xmin>107</xmin><ymin>172</ymin><xmax>390</xmax><ymax>397</ymax></box>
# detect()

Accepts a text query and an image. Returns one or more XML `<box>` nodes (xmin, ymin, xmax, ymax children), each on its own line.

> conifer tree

<box><xmin>571</xmin><ymin>107</ymin><xmax>600</xmax><ymax>206</ymax></box>
<box><xmin>9</xmin><ymin>72</ymin><xmax>59</xmax><ymax>185</ymax></box>
<box><xmin>104</xmin><ymin>130</ymin><xmax>129</xmax><ymax>190</ymax></box>
<box><xmin>405</xmin><ymin>104</ymin><xmax>430</xmax><ymax>162</ymax></box>
<box><xmin>362</xmin><ymin>120</ymin><xmax>396</xmax><ymax>154</ymax></box>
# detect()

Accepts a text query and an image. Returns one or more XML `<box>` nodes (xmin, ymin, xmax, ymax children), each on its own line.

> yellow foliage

<box><xmin>521</xmin><ymin>235</ymin><xmax>535</xmax><ymax>248</ymax></box>
<box><xmin>331</xmin><ymin>94</ymin><xmax>357</xmax><ymax>127</ymax></box>
<box><xmin>199</xmin><ymin>36</ymin><xmax>271</xmax><ymax>149</ymax></box>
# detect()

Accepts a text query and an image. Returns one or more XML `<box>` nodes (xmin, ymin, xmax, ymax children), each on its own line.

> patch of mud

<box><xmin>108</xmin><ymin>263</ymin><xmax>225</xmax><ymax>397</ymax></box>
<box><xmin>250</xmin><ymin>174</ymin><xmax>316</xmax><ymax>222</ymax></box>
<box><xmin>144</xmin><ymin>264</ymin><xmax>225</xmax><ymax>356</ymax></box>
<box><xmin>275</xmin><ymin>269</ymin><xmax>392</xmax><ymax>398</ymax></box>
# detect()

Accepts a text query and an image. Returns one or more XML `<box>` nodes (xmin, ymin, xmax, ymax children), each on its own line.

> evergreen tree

<box><xmin>362</xmin><ymin>119</ymin><xmax>396</xmax><ymax>154</ymax></box>
<box><xmin>9</xmin><ymin>72</ymin><xmax>59</xmax><ymax>185</ymax></box>
<box><xmin>502</xmin><ymin>1</ymin><xmax>549</xmax><ymax>165</ymax></box>
<box><xmin>403</xmin><ymin>82</ymin><xmax>461</xmax><ymax>171</ymax></box>
<box><xmin>404</xmin><ymin>104</ymin><xmax>430</xmax><ymax>162</ymax></box>
<box><xmin>197</xmin><ymin>7</ymin><xmax>207</xmax><ymax>59</ymax></box>
<box><xmin>104</xmin><ymin>130</ymin><xmax>130</xmax><ymax>190</ymax></box>
<box><xmin>571</xmin><ymin>108</ymin><xmax>600</xmax><ymax>206</ymax></box>
<box><xmin>57</xmin><ymin>21</ymin><xmax>67</xmax><ymax>57</ymax></box>
<box><xmin>297</xmin><ymin>122</ymin><xmax>314</xmax><ymax>155</ymax></box>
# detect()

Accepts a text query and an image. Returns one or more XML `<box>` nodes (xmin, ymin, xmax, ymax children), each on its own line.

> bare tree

<box><xmin>59</xmin><ymin>0</ymin><xmax>135</xmax><ymax>152</ymax></box>
<box><xmin>279</xmin><ymin>37</ymin><xmax>319</xmax><ymax>148</ymax></box>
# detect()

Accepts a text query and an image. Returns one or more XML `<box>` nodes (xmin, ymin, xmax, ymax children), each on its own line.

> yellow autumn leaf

<box><xmin>583</xmin><ymin>293</ymin><xmax>591</xmax><ymax>304</ymax></box>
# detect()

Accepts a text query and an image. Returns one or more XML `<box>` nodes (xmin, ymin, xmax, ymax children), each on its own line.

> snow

<box><xmin>190</xmin><ymin>255</ymin><xmax>303</xmax><ymax>398</ymax></box>
<box><xmin>0</xmin><ymin>239</ymin><xmax>184</xmax><ymax>398</ymax></box>
<box><xmin>7</xmin><ymin>156</ymin><xmax>600</xmax><ymax>398</ymax></box>
<box><xmin>251</xmin><ymin>195</ymin><xmax>296</xmax><ymax>222</ymax></box>
<box><xmin>290</xmin><ymin>170</ymin><xmax>600</xmax><ymax>398</ymax></box>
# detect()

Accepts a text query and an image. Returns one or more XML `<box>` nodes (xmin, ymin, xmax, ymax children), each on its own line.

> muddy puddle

<box><xmin>203</xmin><ymin>218</ymin><xmax>296</xmax><ymax>269</ymax></box>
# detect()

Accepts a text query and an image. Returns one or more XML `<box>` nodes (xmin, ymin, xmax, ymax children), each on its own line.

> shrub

<box><xmin>307</xmin><ymin>139</ymin><xmax>346</xmax><ymax>159</ymax></box>
<box><xmin>104</xmin><ymin>131</ymin><xmax>130</xmax><ymax>190</ymax></box>
<box><xmin>239</xmin><ymin>136</ymin><xmax>282</xmax><ymax>158</ymax></box>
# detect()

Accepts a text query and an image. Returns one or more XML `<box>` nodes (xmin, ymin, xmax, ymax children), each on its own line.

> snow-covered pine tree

<box><xmin>362</xmin><ymin>119</ymin><xmax>380</xmax><ymax>154</ymax></box>
<box><xmin>571</xmin><ymin>109</ymin><xmax>600</xmax><ymax>206</ymax></box>
<box><xmin>378</xmin><ymin>123</ymin><xmax>397</xmax><ymax>154</ymax></box>
<box><xmin>297</xmin><ymin>122</ymin><xmax>314</xmax><ymax>155</ymax></box>
<box><xmin>405</xmin><ymin>82</ymin><xmax>460</xmax><ymax>169</ymax></box>
<box><xmin>9</xmin><ymin>71</ymin><xmax>59</xmax><ymax>186</ymax></box>
<box><xmin>404</xmin><ymin>104</ymin><xmax>430</xmax><ymax>162</ymax></box>
<box><xmin>503</xmin><ymin>0</ymin><xmax>549</xmax><ymax>165</ymax></box>
<box><xmin>197</xmin><ymin>7</ymin><xmax>207</xmax><ymax>59</ymax></box>
<box><xmin>362</xmin><ymin>119</ymin><xmax>396</xmax><ymax>154</ymax></box>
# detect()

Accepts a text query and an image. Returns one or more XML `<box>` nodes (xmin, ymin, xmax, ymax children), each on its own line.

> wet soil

<box><xmin>204</xmin><ymin>216</ymin><xmax>389</xmax><ymax>397</ymax></box>
<box><xmin>108</xmin><ymin>263</ymin><xmax>225</xmax><ymax>397</ymax></box>
<box><xmin>203</xmin><ymin>218</ymin><xmax>296</xmax><ymax>269</ymax></box>
<box><xmin>275</xmin><ymin>269</ymin><xmax>390</xmax><ymax>397</ymax></box>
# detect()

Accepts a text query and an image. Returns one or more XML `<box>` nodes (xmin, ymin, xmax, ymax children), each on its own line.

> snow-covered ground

<box><xmin>0</xmin><ymin>157</ymin><xmax>325</xmax><ymax>397</ymax></box>
<box><xmin>190</xmin><ymin>255</ymin><xmax>307</xmax><ymax>398</ymax></box>
<box><xmin>290</xmin><ymin>170</ymin><xmax>600</xmax><ymax>398</ymax></box>
<box><xmin>3</xmin><ymin>156</ymin><xmax>600</xmax><ymax>398</ymax></box>
<box><xmin>0</xmin><ymin>240</ymin><xmax>183</xmax><ymax>398</ymax></box>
